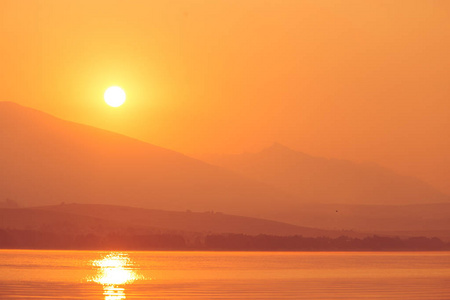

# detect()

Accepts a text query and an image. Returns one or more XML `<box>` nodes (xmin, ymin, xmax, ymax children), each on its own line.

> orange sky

<box><xmin>1</xmin><ymin>0</ymin><xmax>450</xmax><ymax>193</ymax></box>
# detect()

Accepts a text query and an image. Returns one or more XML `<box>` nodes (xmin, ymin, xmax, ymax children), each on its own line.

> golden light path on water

<box><xmin>89</xmin><ymin>252</ymin><xmax>145</xmax><ymax>300</ymax></box>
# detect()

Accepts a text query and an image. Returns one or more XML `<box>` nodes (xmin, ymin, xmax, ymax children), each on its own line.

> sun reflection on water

<box><xmin>89</xmin><ymin>252</ymin><xmax>144</xmax><ymax>300</ymax></box>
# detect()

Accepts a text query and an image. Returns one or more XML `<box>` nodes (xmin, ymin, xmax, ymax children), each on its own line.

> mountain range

<box><xmin>0</xmin><ymin>102</ymin><xmax>294</xmax><ymax>220</ymax></box>
<box><xmin>1</xmin><ymin>101</ymin><xmax>448</xmax><ymax>236</ymax></box>
<box><xmin>205</xmin><ymin>143</ymin><xmax>449</xmax><ymax>205</ymax></box>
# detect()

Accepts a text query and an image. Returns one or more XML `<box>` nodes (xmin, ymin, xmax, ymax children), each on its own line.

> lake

<box><xmin>0</xmin><ymin>250</ymin><xmax>449</xmax><ymax>299</ymax></box>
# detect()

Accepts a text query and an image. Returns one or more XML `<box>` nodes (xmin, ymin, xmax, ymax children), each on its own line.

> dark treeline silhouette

<box><xmin>0</xmin><ymin>229</ymin><xmax>186</xmax><ymax>250</ymax></box>
<box><xmin>0</xmin><ymin>229</ymin><xmax>448</xmax><ymax>251</ymax></box>
<box><xmin>204</xmin><ymin>234</ymin><xmax>449</xmax><ymax>251</ymax></box>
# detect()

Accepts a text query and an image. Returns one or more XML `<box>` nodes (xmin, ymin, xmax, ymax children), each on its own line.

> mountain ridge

<box><xmin>205</xmin><ymin>143</ymin><xmax>449</xmax><ymax>205</ymax></box>
<box><xmin>0</xmin><ymin>102</ymin><xmax>297</xmax><ymax>220</ymax></box>
<box><xmin>1</xmin><ymin>101</ymin><xmax>448</xmax><ymax>233</ymax></box>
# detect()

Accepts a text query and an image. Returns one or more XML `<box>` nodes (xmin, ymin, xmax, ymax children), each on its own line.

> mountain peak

<box><xmin>207</xmin><ymin>142</ymin><xmax>449</xmax><ymax>206</ymax></box>
<box><xmin>0</xmin><ymin>101</ymin><xmax>36</xmax><ymax>111</ymax></box>
<box><xmin>0</xmin><ymin>101</ymin><xmax>56</xmax><ymax>124</ymax></box>
<box><xmin>261</xmin><ymin>142</ymin><xmax>312</xmax><ymax>159</ymax></box>
<box><xmin>0</xmin><ymin>101</ymin><xmax>27</xmax><ymax>113</ymax></box>
<box><xmin>0</xmin><ymin>102</ymin><xmax>295</xmax><ymax>219</ymax></box>
<box><xmin>263</xmin><ymin>142</ymin><xmax>293</xmax><ymax>153</ymax></box>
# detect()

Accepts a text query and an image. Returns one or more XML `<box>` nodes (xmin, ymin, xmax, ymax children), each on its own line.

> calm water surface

<box><xmin>0</xmin><ymin>250</ymin><xmax>449</xmax><ymax>299</ymax></box>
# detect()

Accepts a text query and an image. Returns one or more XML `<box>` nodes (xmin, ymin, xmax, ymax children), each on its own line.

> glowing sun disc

<box><xmin>104</xmin><ymin>86</ymin><xmax>126</xmax><ymax>107</ymax></box>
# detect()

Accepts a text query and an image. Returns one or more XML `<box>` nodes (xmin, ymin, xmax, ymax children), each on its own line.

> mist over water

<box><xmin>0</xmin><ymin>250</ymin><xmax>449</xmax><ymax>299</ymax></box>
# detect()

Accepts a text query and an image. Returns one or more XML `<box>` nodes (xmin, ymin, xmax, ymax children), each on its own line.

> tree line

<box><xmin>0</xmin><ymin>229</ymin><xmax>448</xmax><ymax>251</ymax></box>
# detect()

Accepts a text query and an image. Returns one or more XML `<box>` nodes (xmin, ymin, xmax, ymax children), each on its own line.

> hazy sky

<box><xmin>1</xmin><ymin>0</ymin><xmax>450</xmax><ymax>193</ymax></box>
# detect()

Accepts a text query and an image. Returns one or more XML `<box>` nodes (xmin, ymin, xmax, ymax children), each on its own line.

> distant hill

<box><xmin>271</xmin><ymin>202</ymin><xmax>450</xmax><ymax>235</ymax></box>
<box><xmin>0</xmin><ymin>203</ymin><xmax>352</xmax><ymax>238</ymax></box>
<box><xmin>0</xmin><ymin>102</ymin><xmax>296</xmax><ymax>219</ymax></box>
<box><xmin>0</xmin><ymin>207</ymin><xmax>124</xmax><ymax>235</ymax></box>
<box><xmin>1</xmin><ymin>204</ymin><xmax>447</xmax><ymax>250</ymax></box>
<box><xmin>2</xmin><ymin>102</ymin><xmax>448</xmax><ymax>235</ymax></box>
<box><xmin>205</xmin><ymin>143</ymin><xmax>449</xmax><ymax>205</ymax></box>
<box><xmin>4</xmin><ymin>203</ymin><xmax>446</xmax><ymax>241</ymax></box>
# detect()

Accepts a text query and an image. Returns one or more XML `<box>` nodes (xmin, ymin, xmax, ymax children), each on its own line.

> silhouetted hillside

<box><xmin>267</xmin><ymin>202</ymin><xmax>450</xmax><ymax>241</ymax></box>
<box><xmin>205</xmin><ymin>143</ymin><xmax>449</xmax><ymax>205</ymax></box>
<box><xmin>0</xmin><ymin>204</ymin><xmax>351</xmax><ymax>238</ymax></box>
<box><xmin>0</xmin><ymin>102</ymin><xmax>296</xmax><ymax>219</ymax></box>
<box><xmin>2</xmin><ymin>102</ymin><xmax>448</xmax><ymax>236</ymax></box>
<box><xmin>0</xmin><ymin>207</ymin><xmax>127</xmax><ymax>234</ymax></box>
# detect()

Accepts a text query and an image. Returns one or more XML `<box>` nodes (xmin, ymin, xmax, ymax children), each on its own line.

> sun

<box><xmin>104</xmin><ymin>86</ymin><xmax>126</xmax><ymax>107</ymax></box>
